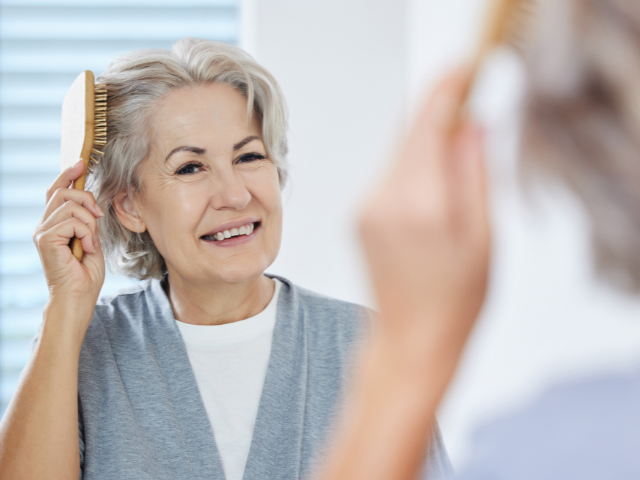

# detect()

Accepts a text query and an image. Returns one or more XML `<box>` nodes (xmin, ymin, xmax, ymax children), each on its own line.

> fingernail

<box><xmin>95</xmin><ymin>204</ymin><xmax>105</xmax><ymax>217</ymax></box>
<box><xmin>74</xmin><ymin>160</ymin><xmax>84</xmax><ymax>169</ymax></box>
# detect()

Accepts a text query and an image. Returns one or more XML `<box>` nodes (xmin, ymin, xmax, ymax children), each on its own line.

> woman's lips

<box><xmin>201</xmin><ymin>217</ymin><xmax>259</xmax><ymax>238</ymax></box>
<box><xmin>201</xmin><ymin>223</ymin><xmax>260</xmax><ymax>248</ymax></box>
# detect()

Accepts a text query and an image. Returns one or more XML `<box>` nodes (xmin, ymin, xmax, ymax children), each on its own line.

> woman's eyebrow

<box><xmin>233</xmin><ymin>135</ymin><xmax>260</xmax><ymax>151</ymax></box>
<box><xmin>165</xmin><ymin>146</ymin><xmax>206</xmax><ymax>162</ymax></box>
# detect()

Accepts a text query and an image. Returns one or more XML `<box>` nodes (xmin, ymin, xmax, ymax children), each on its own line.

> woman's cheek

<box><xmin>244</xmin><ymin>165</ymin><xmax>281</xmax><ymax>204</ymax></box>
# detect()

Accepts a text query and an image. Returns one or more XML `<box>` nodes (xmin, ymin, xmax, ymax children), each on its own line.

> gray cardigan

<box><xmin>36</xmin><ymin>275</ymin><xmax>451</xmax><ymax>479</ymax></box>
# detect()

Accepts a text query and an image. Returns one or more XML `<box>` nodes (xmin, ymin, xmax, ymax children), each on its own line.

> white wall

<box><xmin>243</xmin><ymin>0</ymin><xmax>408</xmax><ymax>307</ymax></box>
<box><xmin>244</xmin><ymin>0</ymin><xmax>640</xmax><ymax>470</ymax></box>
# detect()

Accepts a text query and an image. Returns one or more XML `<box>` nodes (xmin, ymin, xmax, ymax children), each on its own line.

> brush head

<box><xmin>459</xmin><ymin>0</ymin><xmax>536</xmax><ymax>114</ymax></box>
<box><xmin>60</xmin><ymin>70</ymin><xmax>108</xmax><ymax>261</ymax></box>
<box><xmin>478</xmin><ymin>0</ymin><xmax>536</xmax><ymax>58</ymax></box>
<box><xmin>61</xmin><ymin>70</ymin><xmax>96</xmax><ymax>172</ymax></box>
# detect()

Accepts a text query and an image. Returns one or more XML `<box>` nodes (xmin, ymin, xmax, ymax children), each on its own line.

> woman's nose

<box><xmin>210</xmin><ymin>170</ymin><xmax>251</xmax><ymax>210</ymax></box>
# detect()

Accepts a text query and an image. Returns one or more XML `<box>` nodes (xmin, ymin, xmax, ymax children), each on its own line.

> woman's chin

<box><xmin>204</xmin><ymin>260</ymin><xmax>271</xmax><ymax>286</ymax></box>
<box><xmin>166</xmin><ymin>248</ymin><xmax>276</xmax><ymax>286</ymax></box>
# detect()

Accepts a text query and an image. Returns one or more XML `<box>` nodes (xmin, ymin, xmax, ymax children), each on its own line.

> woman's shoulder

<box><xmin>88</xmin><ymin>279</ymin><xmax>169</xmax><ymax>343</ymax></box>
<box><xmin>271</xmin><ymin>274</ymin><xmax>374</xmax><ymax>344</ymax></box>
<box><xmin>272</xmin><ymin>274</ymin><xmax>373</xmax><ymax>319</ymax></box>
<box><xmin>93</xmin><ymin>282</ymin><xmax>150</xmax><ymax>320</ymax></box>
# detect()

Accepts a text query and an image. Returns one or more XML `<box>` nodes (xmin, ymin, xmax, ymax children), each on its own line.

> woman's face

<box><xmin>128</xmin><ymin>83</ymin><xmax>282</xmax><ymax>286</ymax></box>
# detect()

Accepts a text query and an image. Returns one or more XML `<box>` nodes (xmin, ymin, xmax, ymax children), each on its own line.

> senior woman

<box><xmin>0</xmin><ymin>39</ymin><xmax>450</xmax><ymax>480</ymax></box>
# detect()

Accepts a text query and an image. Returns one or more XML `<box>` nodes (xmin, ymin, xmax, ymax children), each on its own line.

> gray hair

<box><xmin>520</xmin><ymin>0</ymin><xmax>640</xmax><ymax>291</ymax></box>
<box><xmin>87</xmin><ymin>38</ymin><xmax>289</xmax><ymax>280</ymax></box>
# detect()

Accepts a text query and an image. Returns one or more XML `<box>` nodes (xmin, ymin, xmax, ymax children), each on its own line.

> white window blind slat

<box><xmin>0</xmin><ymin>1</ymin><xmax>240</xmax><ymax>416</ymax></box>
<box><xmin>2</xmin><ymin>0</ymin><xmax>236</xmax><ymax>6</ymax></box>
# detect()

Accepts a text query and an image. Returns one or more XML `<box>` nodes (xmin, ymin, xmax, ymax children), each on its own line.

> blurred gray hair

<box><xmin>87</xmin><ymin>38</ymin><xmax>289</xmax><ymax>280</ymax></box>
<box><xmin>520</xmin><ymin>0</ymin><xmax>640</xmax><ymax>291</ymax></box>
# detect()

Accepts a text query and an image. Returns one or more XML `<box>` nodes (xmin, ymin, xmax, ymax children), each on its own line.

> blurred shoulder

<box><xmin>454</xmin><ymin>368</ymin><xmax>640</xmax><ymax>480</ymax></box>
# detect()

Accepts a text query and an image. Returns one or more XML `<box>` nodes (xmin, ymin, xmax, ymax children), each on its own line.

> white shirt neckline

<box><xmin>174</xmin><ymin>278</ymin><xmax>282</xmax><ymax>480</ymax></box>
<box><xmin>176</xmin><ymin>279</ymin><xmax>282</xmax><ymax>346</ymax></box>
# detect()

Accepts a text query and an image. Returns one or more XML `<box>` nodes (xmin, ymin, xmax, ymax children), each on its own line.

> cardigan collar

<box><xmin>143</xmin><ymin>274</ymin><xmax>305</xmax><ymax>480</ymax></box>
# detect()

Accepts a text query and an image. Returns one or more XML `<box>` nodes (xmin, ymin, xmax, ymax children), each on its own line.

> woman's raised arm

<box><xmin>0</xmin><ymin>160</ymin><xmax>105</xmax><ymax>479</ymax></box>
<box><xmin>317</xmin><ymin>68</ymin><xmax>491</xmax><ymax>480</ymax></box>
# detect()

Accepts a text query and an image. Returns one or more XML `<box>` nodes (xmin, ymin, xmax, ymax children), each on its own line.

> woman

<box><xmin>0</xmin><ymin>39</ymin><xmax>451</xmax><ymax>479</ymax></box>
<box><xmin>317</xmin><ymin>0</ymin><xmax>640</xmax><ymax>479</ymax></box>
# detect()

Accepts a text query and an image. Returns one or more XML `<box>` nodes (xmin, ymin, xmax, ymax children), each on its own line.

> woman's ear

<box><xmin>113</xmin><ymin>191</ymin><xmax>147</xmax><ymax>233</ymax></box>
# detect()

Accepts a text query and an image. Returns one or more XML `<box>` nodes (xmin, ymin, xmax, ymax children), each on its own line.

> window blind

<box><xmin>0</xmin><ymin>0</ymin><xmax>240</xmax><ymax>416</ymax></box>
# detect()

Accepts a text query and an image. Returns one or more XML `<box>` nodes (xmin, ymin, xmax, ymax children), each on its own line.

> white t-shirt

<box><xmin>175</xmin><ymin>279</ymin><xmax>282</xmax><ymax>480</ymax></box>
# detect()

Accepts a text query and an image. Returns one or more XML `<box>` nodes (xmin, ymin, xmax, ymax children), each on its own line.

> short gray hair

<box><xmin>521</xmin><ymin>0</ymin><xmax>640</xmax><ymax>291</ymax></box>
<box><xmin>87</xmin><ymin>38</ymin><xmax>289</xmax><ymax>280</ymax></box>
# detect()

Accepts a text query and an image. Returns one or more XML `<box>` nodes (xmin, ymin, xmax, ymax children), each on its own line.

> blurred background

<box><xmin>3</xmin><ymin>0</ymin><xmax>640</xmax><ymax>472</ymax></box>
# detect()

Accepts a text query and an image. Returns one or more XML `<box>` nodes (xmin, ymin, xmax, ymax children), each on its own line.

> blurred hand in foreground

<box><xmin>360</xmin><ymin>68</ymin><xmax>491</xmax><ymax>373</ymax></box>
<box><xmin>318</xmin><ymin>68</ymin><xmax>491</xmax><ymax>480</ymax></box>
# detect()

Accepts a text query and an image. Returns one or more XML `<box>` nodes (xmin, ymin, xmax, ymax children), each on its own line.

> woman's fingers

<box><xmin>34</xmin><ymin>161</ymin><xmax>106</xmax><ymax>308</ymax></box>
<box><xmin>398</xmin><ymin>67</ymin><xmax>472</xmax><ymax>173</ymax></box>
<box><xmin>359</xmin><ymin>66</ymin><xmax>491</xmax><ymax>329</ymax></box>
<box><xmin>42</xmin><ymin>187</ymin><xmax>103</xmax><ymax>224</ymax></box>
<box><xmin>384</xmin><ymin>68</ymin><xmax>474</xmax><ymax>231</ymax></box>
<box><xmin>39</xmin><ymin>200</ymin><xmax>99</xmax><ymax>240</ymax></box>
<box><xmin>36</xmin><ymin>217</ymin><xmax>96</xmax><ymax>255</ymax></box>
<box><xmin>45</xmin><ymin>160</ymin><xmax>85</xmax><ymax>204</ymax></box>
<box><xmin>450</xmin><ymin>121</ymin><xmax>489</xmax><ymax>235</ymax></box>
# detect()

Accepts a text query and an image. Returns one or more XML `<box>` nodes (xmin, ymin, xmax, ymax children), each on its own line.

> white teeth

<box><xmin>206</xmin><ymin>223</ymin><xmax>257</xmax><ymax>241</ymax></box>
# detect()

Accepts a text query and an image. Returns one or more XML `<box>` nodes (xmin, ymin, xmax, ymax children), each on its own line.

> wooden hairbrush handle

<box><xmin>69</xmin><ymin>157</ymin><xmax>91</xmax><ymax>260</ymax></box>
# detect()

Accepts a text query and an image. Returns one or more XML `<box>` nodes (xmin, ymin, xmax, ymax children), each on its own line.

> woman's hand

<box><xmin>34</xmin><ymin>160</ymin><xmax>106</xmax><ymax>324</ymax></box>
<box><xmin>0</xmin><ymin>161</ymin><xmax>105</xmax><ymax>480</ymax></box>
<box><xmin>359</xmin><ymin>68</ymin><xmax>491</xmax><ymax>372</ymax></box>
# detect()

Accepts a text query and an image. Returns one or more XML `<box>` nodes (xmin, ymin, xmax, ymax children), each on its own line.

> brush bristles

<box><xmin>462</xmin><ymin>0</ymin><xmax>535</xmax><ymax>108</ymax></box>
<box><xmin>500</xmin><ymin>0</ymin><xmax>536</xmax><ymax>51</ymax></box>
<box><xmin>478</xmin><ymin>0</ymin><xmax>535</xmax><ymax>60</ymax></box>
<box><xmin>90</xmin><ymin>83</ymin><xmax>108</xmax><ymax>173</ymax></box>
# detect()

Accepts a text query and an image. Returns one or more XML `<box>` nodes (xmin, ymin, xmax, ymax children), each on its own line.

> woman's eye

<box><xmin>176</xmin><ymin>163</ymin><xmax>203</xmax><ymax>175</ymax></box>
<box><xmin>237</xmin><ymin>153</ymin><xmax>267</xmax><ymax>164</ymax></box>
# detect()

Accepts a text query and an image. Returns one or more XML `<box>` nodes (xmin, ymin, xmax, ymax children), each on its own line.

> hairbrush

<box><xmin>461</xmin><ymin>0</ymin><xmax>535</xmax><ymax>105</ymax></box>
<box><xmin>60</xmin><ymin>70</ymin><xmax>107</xmax><ymax>261</ymax></box>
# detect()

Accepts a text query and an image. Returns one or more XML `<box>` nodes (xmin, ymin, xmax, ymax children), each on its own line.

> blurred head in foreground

<box><xmin>521</xmin><ymin>0</ymin><xmax>640</xmax><ymax>291</ymax></box>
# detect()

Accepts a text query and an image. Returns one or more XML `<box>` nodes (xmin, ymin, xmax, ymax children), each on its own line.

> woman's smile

<box><xmin>200</xmin><ymin>220</ymin><xmax>261</xmax><ymax>248</ymax></box>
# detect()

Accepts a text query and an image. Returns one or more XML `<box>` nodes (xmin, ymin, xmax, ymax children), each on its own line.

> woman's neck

<box><xmin>165</xmin><ymin>273</ymin><xmax>276</xmax><ymax>326</ymax></box>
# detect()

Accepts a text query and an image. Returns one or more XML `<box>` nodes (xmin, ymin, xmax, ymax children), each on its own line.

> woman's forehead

<box><xmin>151</xmin><ymin>84</ymin><xmax>261</xmax><ymax>152</ymax></box>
